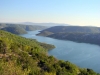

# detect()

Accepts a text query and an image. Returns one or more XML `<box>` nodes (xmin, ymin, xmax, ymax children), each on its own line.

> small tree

<box><xmin>0</xmin><ymin>40</ymin><xmax>7</xmax><ymax>55</ymax></box>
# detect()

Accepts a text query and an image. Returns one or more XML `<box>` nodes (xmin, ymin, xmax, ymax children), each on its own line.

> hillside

<box><xmin>0</xmin><ymin>30</ymin><xmax>100</xmax><ymax>75</ymax></box>
<box><xmin>0</xmin><ymin>23</ymin><xmax>47</xmax><ymax>34</ymax></box>
<box><xmin>37</xmin><ymin>26</ymin><xmax>100</xmax><ymax>45</ymax></box>
<box><xmin>1</xmin><ymin>26</ymin><xmax>27</xmax><ymax>34</ymax></box>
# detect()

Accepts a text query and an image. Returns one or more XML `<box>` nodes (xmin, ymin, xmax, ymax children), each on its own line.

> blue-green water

<box><xmin>21</xmin><ymin>30</ymin><xmax>100</xmax><ymax>73</ymax></box>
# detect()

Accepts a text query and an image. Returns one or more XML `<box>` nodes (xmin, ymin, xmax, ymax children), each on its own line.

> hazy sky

<box><xmin>0</xmin><ymin>0</ymin><xmax>100</xmax><ymax>26</ymax></box>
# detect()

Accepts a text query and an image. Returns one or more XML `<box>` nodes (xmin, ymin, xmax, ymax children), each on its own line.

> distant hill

<box><xmin>1</xmin><ymin>26</ymin><xmax>27</xmax><ymax>34</ymax></box>
<box><xmin>0</xmin><ymin>23</ymin><xmax>47</xmax><ymax>34</ymax></box>
<box><xmin>37</xmin><ymin>26</ymin><xmax>100</xmax><ymax>45</ymax></box>
<box><xmin>19</xmin><ymin>22</ymin><xmax>70</xmax><ymax>26</ymax></box>
<box><xmin>39</xmin><ymin>26</ymin><xmax>100</xmax><ymax>33</ymax></box>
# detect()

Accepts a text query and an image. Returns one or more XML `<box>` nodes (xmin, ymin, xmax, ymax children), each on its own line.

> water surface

<box><xmin>21</xmin><ymin>30</ymin><xmax>100</xmax><ymax>73</ymax></box>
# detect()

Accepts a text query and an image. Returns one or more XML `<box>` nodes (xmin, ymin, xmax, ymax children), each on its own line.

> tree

<box><xmin>0</xmin><ymin>40</ymin><xmax>7</xmax><ymax>55</ymax></box>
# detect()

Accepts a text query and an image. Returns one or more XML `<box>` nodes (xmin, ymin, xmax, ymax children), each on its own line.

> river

<box><xmin>20</xmin><ymin>30</ymin><xmax>100</xmax><ymax>73</ymax></box>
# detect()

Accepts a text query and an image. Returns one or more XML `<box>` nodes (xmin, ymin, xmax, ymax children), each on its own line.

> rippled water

<box><xmin>21</xmin><ymin>30</ymin><xmax>100</xmax><ymax>73</ymax></box>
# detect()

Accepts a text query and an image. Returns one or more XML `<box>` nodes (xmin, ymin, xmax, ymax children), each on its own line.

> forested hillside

<box><xmin>0</xmin><ymin>30</ymin><xmax>100</xmax><ymax>75</ymax></box>
<box><xmin>0</xmin><ymin>23</ymin><xmax>47</xmax><ymax>34</ymax></box>
<box><xmin>37</xmin><ymin>26</ymin><xmax>100</xmax><ymax>45</ymax></box>
<box><xmin>39</xmin><ymin>26</ymin><xmax>100</xmax><ymax>33</ymax></box>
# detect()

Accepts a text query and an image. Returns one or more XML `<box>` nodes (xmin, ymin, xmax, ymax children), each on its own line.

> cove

<box><xmin>20</xmin><ymin>30</ymin><xmax>100</xmax><ymax>73</ymax></box>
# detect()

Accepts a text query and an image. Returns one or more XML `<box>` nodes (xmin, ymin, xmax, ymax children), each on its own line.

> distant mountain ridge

<box><xmin>19</xmin><ymin>22</ymin><xmax>71</xmax><ymax>26</ymax></box>
<box><xmin>39</xmin><ymin>26</ymin><xmax>100</xmax><ymax>33</ymax></box>
<box><xmin>0</xmin><ymin>23</ymin><xmax>47</xmax><ymax>34</ymax></box>
<box><xmin>37</xmin><ymin>26</ymin><xmax>100</xmax><ymax>45</ymax></box>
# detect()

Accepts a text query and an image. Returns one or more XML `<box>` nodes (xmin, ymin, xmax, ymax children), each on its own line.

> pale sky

<box><xmin>0</xmin><ymin>0</ymin><xmax>100</xmax><ymax>26</ymax></box>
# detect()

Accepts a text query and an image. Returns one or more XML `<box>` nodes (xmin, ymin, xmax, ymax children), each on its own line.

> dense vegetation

<box><xmin>0</xmin><ymin>30</ymin><xmax>100</xmax><ymax>75</ymax></box>
<box><xmin>39</xmin><ymin>26</ymin><xmax>100</xmax><ymax>33</ymax></box>
<box><xmin>1</xmin><ymin>26</ymin><xmax>27</xmax><ymax>34</ymax></box>
<box><xmin>37</xmin><ymin>26</ymin><xmax>100</xmax><ymax>45</ymax></box>
<box><xmin>0</xmin><ymin>23</ymin><xmax>47</xmax><ymax>34</ymax></box>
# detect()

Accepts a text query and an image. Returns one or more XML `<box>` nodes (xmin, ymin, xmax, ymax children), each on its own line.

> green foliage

<box><xmin>39</xmin><ymin>42</ymin><xmax>55</xmax><ymax>50</ymax></box>
<box><xmin>79</xmin><ymin>68</ymin><xmax>98</xmax><ymax>75</ymax></box>
<box><xmin>0</xmin><ymin>30</ymin><xmax>99</xmax><ymax>75</ymax></box>
<box><xmin>0</xmin><ymin>40</ymin><xmax>7</xmax><ymax>54</ymax></box>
